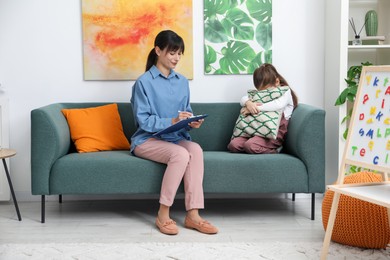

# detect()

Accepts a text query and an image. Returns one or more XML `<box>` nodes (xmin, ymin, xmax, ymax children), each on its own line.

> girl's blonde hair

<box><xmin>253</xmin><ymin>63</ymin><xmax>298</xmax><ymax>107</ymax></box>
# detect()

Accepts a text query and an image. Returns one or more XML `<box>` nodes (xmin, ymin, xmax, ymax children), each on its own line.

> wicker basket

<box><xmin>322</xmin><ymin>171</ymin><xmax>390</xmax><ymax>249</ymax></box>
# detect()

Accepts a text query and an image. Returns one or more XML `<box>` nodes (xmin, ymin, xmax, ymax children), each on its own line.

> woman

<box><xmin>130</xmin><ymin>30</ymin><xmax>218</xmax><ymax>235</ymax></box>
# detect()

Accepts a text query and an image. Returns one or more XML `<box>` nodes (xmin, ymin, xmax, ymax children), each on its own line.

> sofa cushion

<box><xmin>49</xmin><ymin>151</ymin><xmax>308</xmax><ymax>195</ymax></box>
<box><xmin>62</xmin><ymin>103</ymin><xmax>130</xmax><ymax>153</ymax></box>
<box><xmin>50</xmin><ymin>151</ymin><xmax>166</xmax><ymax>194</ymax></box>
<box><xmin>202</xmin><ymin>151</ymin><xmax>308</xmax><ymax>193</ymax></box>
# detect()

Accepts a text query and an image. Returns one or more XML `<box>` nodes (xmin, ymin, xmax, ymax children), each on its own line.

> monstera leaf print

<box><xmin>204</xmin><ymin>18</ymin><xmax>229</xmax><ymax>43</ymax></box>
<box><xmin>204</xmin><ymin>0</ymin><xmax>237</xmax><ymax>18</ymax></box>
<box><xmin>247</xmin><ymin>53</ymin><xmax>263</xmax><ymax>74</ymax></box>
<box><xmin>221</xmin><ymin>8</ymin><xmax>254</xmax><ymax>40</ymax></box>
<box><xmin>247</xmin><ymin>0</ymin><xmax>272</xmax><ymax>23</ymax></box>
<box><xmin>204</xmin><ymin>45</ymin><xmax>217</xmax><ymax>73</ymax></box>
<box><xmin>256</xmin><ymin>22</ymin><xmax>272</xmax><ymax>50</ymax></box>
<box><xmin>204</xmin><ymin>0</ymin><xmax>272</xmax><ymax>75</ymax></box>
<box><xmin>219</xmin><ymin>41</ymin><xmax>256</xmax><ymax>74</ymax></box>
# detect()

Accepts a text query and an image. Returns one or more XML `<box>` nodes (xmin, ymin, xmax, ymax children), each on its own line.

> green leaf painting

<box><xmin>204</xmin><ymin>0</ymin><xmax>272</xmax><ymax>75</ymax></box>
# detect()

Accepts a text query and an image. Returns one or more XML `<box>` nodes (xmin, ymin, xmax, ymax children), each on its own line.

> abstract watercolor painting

<box><xmin>204</xmin><ymin>0</ymin><xmax>272</xmax><ymax>75</ymax></box>
<box><xmin>82</xmin><ymin>0</ymin><xmax>193</xmax><ymax>80</ymax></box>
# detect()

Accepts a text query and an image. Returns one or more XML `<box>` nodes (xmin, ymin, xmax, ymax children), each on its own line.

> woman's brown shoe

<box><xmin>155</xmin><ymin>218</ymin><xmax>179</xmax><ymax>235</ymax></box>
<box><xmin>184</xmin><ymin>216</ymin><xmax>218</xmax><ymax>234</ymax></box>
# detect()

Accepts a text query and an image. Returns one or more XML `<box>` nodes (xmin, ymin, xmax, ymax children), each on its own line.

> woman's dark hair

<box><xmin>253</xmin><ymin>63</ymin><xmax>298</xmax><ymax>107</ymax></box>
<box><xmin>145</xmin><ymin>30</ymin><xmax>185</xmax><ymax>71</ymax></box>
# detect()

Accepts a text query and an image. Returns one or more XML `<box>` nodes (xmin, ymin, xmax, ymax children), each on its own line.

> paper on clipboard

<box><xmin>152</xmin><ymin>114</ymin><xmax>208</xmax><ymax>136</ymax></box>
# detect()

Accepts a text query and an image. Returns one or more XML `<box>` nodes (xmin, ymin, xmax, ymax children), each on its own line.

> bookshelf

<box><xmin>324</xmin><ymin>0</ymin><xmax>390</xmax><ymax>185</ymax></box>
<box><xmin>348</xmin><ymin>0</ymin><xmax>390</xmax><ymax>65</ymax></box>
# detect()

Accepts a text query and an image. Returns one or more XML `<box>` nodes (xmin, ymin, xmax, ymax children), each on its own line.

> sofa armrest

<box><xmin>31</xmin><ymin>104</ymin><xmax>71</xmax><ymax>195</ymax></box>
<box><xmin>284</xmin><ymin>103</ymin><xmax>326</xmax><ymax>193</ymax></box>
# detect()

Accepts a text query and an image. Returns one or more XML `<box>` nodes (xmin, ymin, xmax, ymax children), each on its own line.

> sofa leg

<box><xmin>59</xmin><ymin>194</ymin><xmax>62</xmax><ymax>203</ymax></box>
<box><xmin>292</xmin><ymin>193</ymin><xmax>295</xmax><ymax>201</ymax></box>
<box><xmin>41</xmin><ymin>195</ymin><xmax>45</xmax><ymax>223</ymax></box>
<box><xmin>311</xmin><ymin>193</ymin><xmax>315</xmax><ymax>220</ymax></box>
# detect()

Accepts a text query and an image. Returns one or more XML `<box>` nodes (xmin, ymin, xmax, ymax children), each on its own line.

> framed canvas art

<box><xmin>82</xmin><ymin>0</ymin><xmax>193</xmax><ymax>80</ymax></box>
<box><xmin>204</xmin><ymin>0</ymin><xmax>272</xmax><ymax>75</ymax></box>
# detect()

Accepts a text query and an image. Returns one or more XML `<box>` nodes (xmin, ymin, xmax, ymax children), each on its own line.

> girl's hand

<box><xmin>245</xmin><ymin>100</ymin><xmax>260</xmax><ymax>115</ymax></box>
<box><xmin>240</xmin><ymin>107</ymin><xmax>251</xmax><ymax>116</ymax></box>
<box><xmin>189</xmin><ymin>119</ymin><xmax>204</xmax><ymax>128</ymax></box>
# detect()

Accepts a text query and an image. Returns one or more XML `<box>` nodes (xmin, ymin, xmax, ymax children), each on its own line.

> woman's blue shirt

<box><xmin>130</xmin><ymin>65</ymin><xmax>192</xmax><ymax>152</ymax></box>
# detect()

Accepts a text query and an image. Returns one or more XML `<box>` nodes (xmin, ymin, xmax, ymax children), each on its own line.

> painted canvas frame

<box><xmin>82</xmin><ymin>0</ymin><xmax>193</xmax><ymax>80</ymax></box>
<box><xmin>204</xmin><ymin>0</ymin><xmax>272</xmax><ymax>75</ymax></box>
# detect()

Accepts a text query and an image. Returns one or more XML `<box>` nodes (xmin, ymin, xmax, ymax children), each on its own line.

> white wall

<box><xmin>324</xmin><ymin>0</ymin><xmax>347</xmax><ymax>186</ymax></box>
<box><xmin>0</xmin><ymin>0</ymin><xmax>325</xmax><ymax>201</ymax></box>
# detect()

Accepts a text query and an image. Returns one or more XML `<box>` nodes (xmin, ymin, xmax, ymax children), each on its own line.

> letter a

<box><xmin>385</xmin><ymin>86</ymin><xmax>390</xmax><ymax>95</ymax></box>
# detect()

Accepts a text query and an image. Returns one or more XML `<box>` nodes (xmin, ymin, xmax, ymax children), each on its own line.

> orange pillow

<box><xmin>61</xmin><ymin>103</ymin><xmax>130</xmax><ymax>153</ymax></box>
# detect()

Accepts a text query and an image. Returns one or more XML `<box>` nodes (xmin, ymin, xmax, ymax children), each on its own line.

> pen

<box><xmin>178</xmin><ymin>110</ymin><xmax>195</xmax><ymax>120</ymax></box>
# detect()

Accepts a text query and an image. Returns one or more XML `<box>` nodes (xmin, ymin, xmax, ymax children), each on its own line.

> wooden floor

<box><xmin>0</xmin><ymin>194</ymin><xmax>325</xmax><ymax>244</ymax></box>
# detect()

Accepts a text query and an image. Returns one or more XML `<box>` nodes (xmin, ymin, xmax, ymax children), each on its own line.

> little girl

<box><xmin>228</xmin><ymin>63</ymin><xmax>298</xmax><ymax>154</ymax></box>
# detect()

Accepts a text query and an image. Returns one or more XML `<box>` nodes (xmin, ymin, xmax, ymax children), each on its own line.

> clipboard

<box><xmin>152</xmin><ymin>114</ymin><xmax>208</xmax><ymax>136</ymax></box>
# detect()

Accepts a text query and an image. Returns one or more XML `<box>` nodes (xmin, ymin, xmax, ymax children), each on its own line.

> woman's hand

<box><xmin>245</xmin><ymin>100</ymin><xmax>261</xmax><ymax>115</ymax></box>
<box><xmin>172</xmin><ymin>111</ymin><xmax>193</xmax><ymax>124</ymax></box>
<box><xmin>189</xmin><ymin>119</ymin><xmax>204</xmax><ymax>128</ymax></box>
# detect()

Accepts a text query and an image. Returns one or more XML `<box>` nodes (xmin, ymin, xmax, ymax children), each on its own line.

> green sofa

<box><xmin>31</xmin><ymin>102</ymin><xmax>325</xmax><ymax>223</ymax></box>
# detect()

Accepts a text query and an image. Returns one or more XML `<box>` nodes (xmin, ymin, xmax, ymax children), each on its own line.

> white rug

<box><xmin>0</xmin><ymin>242</ymin><xmax>389</xmax><ymax>260</ymax></box>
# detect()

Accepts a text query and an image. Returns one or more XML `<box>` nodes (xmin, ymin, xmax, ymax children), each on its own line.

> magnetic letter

<box><xmin>359</xmin><ymin>128</ymin><xmax>364</xmax><ymax>136</ymax></box>
<box><xmin>386</xmin><ymin>128</ymin><xmax>390</xmax><ymax>138</ymax></box>
<box><xmin>384</xmin><ymin>77</ymin><xmax>389</xmax><ymax>87</ymax></box>
<box><xmin>376</xmin><ymin>111</ymin><xmax>383</xmax><ymax>121</ymax></box>
<box><xmin>385</xmin><ymin>86</ymin><xmax>390</xmax><ymax>95</ymax></box>
<box><xmin>376</xmin><ymin>89</ymin><xmax>382</xmax><ymax>98</ymax></box>
<box><xmin>360</xmin><ymin>148</ymin><xmax>366</xmax><ymax>157</ymax></box>
<box><xmin>377</xmin><ymin>128</ymin><xmax>382</xmax><ymax>138</ymax></box>
<box><xmin>368</xmin><ymin>140</ymin><xmax>374</xmax><ymax>151</ymax></box>
<box><xmin>373</xmin><ymin>156</ymin><xmax>379</xmax><ymax>165</ymax></box>
<box><xmin>373</xmin><ymin>77</ymin><xmax>379</xmax><ymax>86</ymax></box>
<box><xmin>360</xmin><ymin>113</ymin><xmax>365</xmax><ymax>120</ymax></box>
<box><xmin>351</xmin><ymin>146</ymin><xmax>358</xmax><ymax>155</ymax></box>
<box><xmin>370</xmin><ymin>106</ymin><xmax>376</xmax><ymax>115</ymax></box>
<box><xmin>363</xmin><ymin>94</ymin><xmax>369</xmax><ymax>104</ymax></box>
<box><xmin>366</xmin><ymin>75</ymin><xmax>372</xmax><ymax>85</ymax></box>
<box><xmin>366</xmin><ymin>129</ymin><xmax>374</xmax><ymax>139</ymax></box>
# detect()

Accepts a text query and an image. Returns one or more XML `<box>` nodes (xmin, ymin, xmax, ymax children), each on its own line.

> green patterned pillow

<box><xmin>232</xmin><ymin>86</ymin><xmax>289</xmax><ymax>140</ymax></box>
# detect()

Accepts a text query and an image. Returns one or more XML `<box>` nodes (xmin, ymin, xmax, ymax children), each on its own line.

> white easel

<box><xmin>321</xmin><ymin>66</ymin><xmax>390</xmax><ymax>259</ymax></box>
